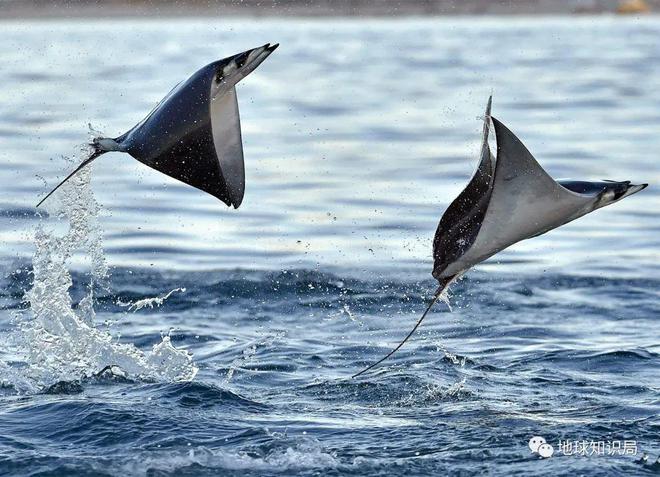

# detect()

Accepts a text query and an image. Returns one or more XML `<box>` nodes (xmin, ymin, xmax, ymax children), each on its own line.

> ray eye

<box><xmin>237</xmin><ymin>55</ymin><xmax>248</xmax><ymax>68</ymax></box>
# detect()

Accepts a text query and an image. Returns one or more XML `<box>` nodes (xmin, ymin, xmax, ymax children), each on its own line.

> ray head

<box><xmin>210</xmin><ymin>43</ymin><xmax>279</xmax><ymax>100</ymax></box>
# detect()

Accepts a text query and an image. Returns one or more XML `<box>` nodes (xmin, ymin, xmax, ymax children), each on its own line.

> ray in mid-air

<box><xmin>353</xmin><ymin>96</ymin><xmax>648</xmax><ymax>378</ymax></box>
<box><xmin>37</xmin><ymin>43</ymin><xmax>278</xmax><ymax>209</ymax></box>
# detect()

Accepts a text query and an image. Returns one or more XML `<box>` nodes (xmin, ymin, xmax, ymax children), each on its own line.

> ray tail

<box><xmin>36</xmin><ymin>148</ymin><xmax>106</xmax><ymax>208</ymax></box>
<box><xmin>352</xmin><ymin>275</ymin><xmax>456</xmax><ymax>378</ymax></box>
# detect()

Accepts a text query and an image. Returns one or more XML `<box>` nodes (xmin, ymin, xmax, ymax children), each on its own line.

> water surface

<box><xmin>0</xmin><ymin>17</ymin><xmax>659</xmax><ymax>476</ymax></box>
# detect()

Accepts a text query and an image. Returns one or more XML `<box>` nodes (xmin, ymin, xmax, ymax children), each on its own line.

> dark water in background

<box><xmin>0</xmin><ymin>17</ymin><xmax>659</xmax><ymax>476</ymax></box>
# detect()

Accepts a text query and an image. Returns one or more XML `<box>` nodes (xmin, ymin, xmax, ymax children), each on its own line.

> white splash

<box><xmin>437</xmin><ymin>285</ymin><xmax>453</xmax><ymax>312</ymax></box>
<box><xmin>6</xmin><ymin>160</ymin><xmax>197</xmax><ymax>393</ymax></box>
<box><xmin>224</xmin><ymin>332</ymin><xmax>285</xmax><ymax>384</ymax></box>
<box><xmin>224</xmin><ymin>344</ymin><xmax>258</xmax><ymax>383</ymax></box>
<box><xmin>113</xmin><ymin>436</ymin><xmax>339</xmax><ymax>475</ymax></box>
<box><xmin>422</xmin><ymin>378</ymin><xmax>467</xmax><ymax>400</ymax></box>
<box><xmin>398</xmin><ymin>377</ymin><xmax>468</xmax><ymax>406</ymax></box>
<box><xmin>440</xmin><ymin>348</ymin><xmax>467</xmax><ymax>367</ymax></box>
<box><xmin>117</xmin><ymin>287</ymin><xmax>186</xmax><ymax>312</ymax></box>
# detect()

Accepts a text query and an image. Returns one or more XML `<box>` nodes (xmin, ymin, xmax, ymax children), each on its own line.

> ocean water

<box><xmin>0</xmin><ymin>16</ymin><xmax>659</xmax><ymax>476</ymax></box>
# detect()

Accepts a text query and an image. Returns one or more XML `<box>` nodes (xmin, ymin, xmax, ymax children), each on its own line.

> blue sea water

<box><xmin>0</xmin><ymin>16</ymin><xmax>659</xmax><ymax>476</ymax></box>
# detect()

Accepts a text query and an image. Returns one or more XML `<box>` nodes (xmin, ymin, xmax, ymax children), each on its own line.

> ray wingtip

<box><xmin>631</xmin><ymin>182</ymin><xmax>648</xmax><ymax>193</ymax></box>
<box><xmin>616</xmin><ymin>182</ymin><xmax>648</xmax><ymax>201</ymax></box>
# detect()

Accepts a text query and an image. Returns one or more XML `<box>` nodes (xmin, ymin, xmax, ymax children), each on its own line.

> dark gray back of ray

<box><xmin>117</xmin><ymin>61</ymin><xmax>232</xmax><ymax>206</ymax></box>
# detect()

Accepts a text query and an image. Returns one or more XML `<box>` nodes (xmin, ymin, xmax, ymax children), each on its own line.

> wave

<box><xmin>112</xmin><ymin>438</ymin><xmax>340</xmax><ymax>475</ymax></box>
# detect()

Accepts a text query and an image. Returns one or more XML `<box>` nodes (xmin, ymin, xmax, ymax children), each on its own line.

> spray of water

<box><xmin>6</xmin><ymin>158</ymin><xmax>197</xmax><ymax>393</ymax></box>
<box><xmin>117</xmin><ymin>287</ymin><xmax>187</xmax><ymax>312</ymax></box>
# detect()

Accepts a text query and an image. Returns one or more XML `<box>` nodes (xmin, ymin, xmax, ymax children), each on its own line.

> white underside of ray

<box><xmin>446</xmin><ymin>117</ymin><xmax>597</xmax><ymax>274</ymax></box>
<box><xmin>210</xmin><ymin>86</ymin><xmax>245</xmax><ymax>208</ymax></box>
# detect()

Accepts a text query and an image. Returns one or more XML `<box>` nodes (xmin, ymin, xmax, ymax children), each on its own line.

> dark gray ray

<box><xmin>37</xmin><ymin>44</ymin><xmax>278</xmax><ymax>209</ymax></box>
<box><xmin>436</xmin><ymin>116</ymin><xmax>594</xmax><ymax>277</ymax></box>
<box><xmin>354</xmin><ymin>96</ymin><xmax>647</xmax><ymax>378</ymax></box>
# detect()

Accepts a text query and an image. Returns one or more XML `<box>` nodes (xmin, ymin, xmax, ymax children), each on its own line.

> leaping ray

<box><xmin>353</xmin><ymin>96</ymin><xmax>647</xmax><ymax>378</ymax></box>
<box><xmin>37</xmin><ymin>43</ymin><xmax>279</xmax><ymax>209</ymax></box>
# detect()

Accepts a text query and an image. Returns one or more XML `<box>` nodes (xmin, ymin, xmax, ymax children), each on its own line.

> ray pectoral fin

<box><xmin>469</xmin><ymin>117</ymin><xmax>595</xmax><ymax>248</ymax></box>
<box><xmin>211</xmin><ymin>86</ymin><xmax>245</xmax><ymax>208</ymax></box>
<box><xmin>432</xmin><ymin>104</ymin><xmax>494</xmax><ymax>277</ymax></box>
<box><xmin>491</xmin><ymin>116</ymin><xmax>557</xmax><ymax>188</ymax></box>
<box><xmin>491</xmin><ymin>116</ymin><xmax>588</xmax><ymax>203</ymax></box>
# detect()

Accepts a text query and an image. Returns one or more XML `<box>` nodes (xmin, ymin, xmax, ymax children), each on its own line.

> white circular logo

<box><xmin>538</xmin><ymin>443</ymin><xmax>555</xmax><ymax>458</ymax></box>
<box><xmin>529</xmin><ymin>436</ymin><xmax>546</xmax><ymax>453</ymax></box>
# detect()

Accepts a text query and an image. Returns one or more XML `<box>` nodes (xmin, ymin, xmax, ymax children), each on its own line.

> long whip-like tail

<box><xmin>352</xmin><ymin>275</ymin><xmax>456</xmax><ymax>378</ymax></box>
<box><xmin>36</xmin><ymin>148</ymin><xmax>106</xmax><ymax>208</ymax></box>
